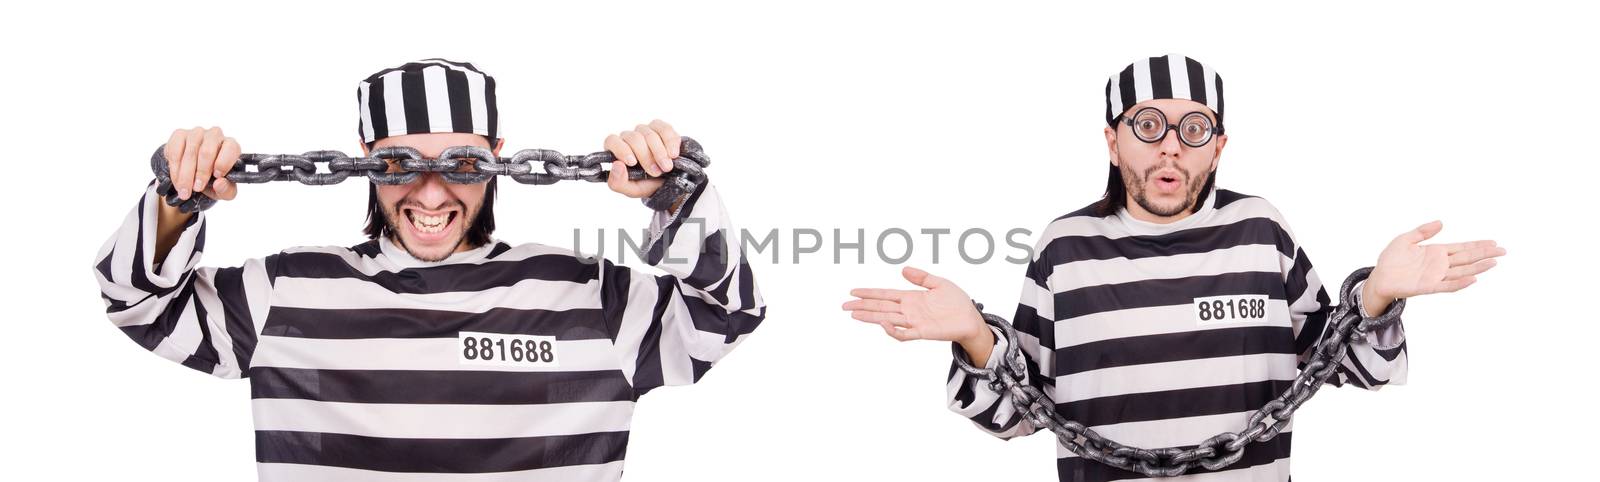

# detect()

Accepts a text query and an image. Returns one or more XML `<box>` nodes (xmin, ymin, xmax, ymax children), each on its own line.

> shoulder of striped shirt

<box><xmin>1031</xmin><ymin>189</ymin><xmax>1294</xmax><ymax>256</ymax></box>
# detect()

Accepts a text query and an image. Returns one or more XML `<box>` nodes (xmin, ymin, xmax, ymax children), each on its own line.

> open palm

<box><xmin>1368</xmin><ymin>221</ymin><xmax>1505</xmax><ymax>301</ymax></box>
<box><xmin>842</xmin><ymin>266</ymin><xmax>985</xmax><ymax>343</ymax></box>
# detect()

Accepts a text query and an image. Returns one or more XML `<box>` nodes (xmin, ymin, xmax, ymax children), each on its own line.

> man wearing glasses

<box><xmin>843</xmin><ymin>54</ymin><xmax>1505</xmax><ymax>480</ymax></box>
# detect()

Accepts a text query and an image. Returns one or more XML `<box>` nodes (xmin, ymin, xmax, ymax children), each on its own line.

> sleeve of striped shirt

<box><xmin>91</xmin><ymin>181</ymin><xmax>275</xmax><ymax>380</ymax></box>
<box><xmin>1282</xmin><ymin>223</ymin><xmax>1408</xmax><ymax>390</ymax></box>
<box><xmin>944</xmin><ymin>241</ymin><xmax>1056</xmax><ymax>439</ymax></box>
<box><xmin>603</xmin><ymin>181</ymin><xmax>766</xmax><ymax>397</ymax></box>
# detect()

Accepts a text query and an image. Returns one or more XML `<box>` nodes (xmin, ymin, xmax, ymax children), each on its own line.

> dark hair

<box><xmin>1091</xmin><ymin>163</ymin><xmax>1216</xmax><ymax>217</ymax></box>
<box><xmin>364</xmin><ymin>176</ymin><xmax>498</xmax><ymax>248</ymax></box>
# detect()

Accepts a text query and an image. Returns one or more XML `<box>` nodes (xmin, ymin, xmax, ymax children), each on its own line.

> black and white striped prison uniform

<box><xmin>92</xmin><ymin>180</ymin><xmax>765</xmax><ymax>481</ymax></box>
<box><xmin>948</xmin><ymin>188</ymin><xmax>1407</xmax><ymax>482</ymax></box>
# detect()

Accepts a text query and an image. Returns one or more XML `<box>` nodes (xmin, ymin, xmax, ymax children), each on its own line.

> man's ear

<box><xmin>1210</xmin><ymin>133</ymin><xmax>1228</xmax><ymax>171</ymax></box>
<box><xmin>492</xmin><ymin>137</ymin><xmax>505</xmax><ymax>157</ymax></box>
<box><xmin>1104</xmin><ymin>126</ymin><xmax>1119</xmax><ymax>167</ymax></box>
<box><xmin>360</xmin><ymin>140</ymin><xmax>370</xmax><ymax>157</ymax></box>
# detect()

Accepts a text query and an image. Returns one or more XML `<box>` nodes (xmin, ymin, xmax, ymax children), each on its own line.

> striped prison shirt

<box><xmin>92</xmin><ymin>180</ymin><xmax>765</xmax><ymax>481</ymax></box>
<box><xmin>947</xmin><ymin>188</ymin><xmax>1408</xmax><ymax>482</ymax></box>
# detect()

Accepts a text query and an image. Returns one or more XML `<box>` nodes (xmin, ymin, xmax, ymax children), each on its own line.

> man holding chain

<box><xmin>92</xmin><ymin>59</ymin><xmax>766</xmax><ymax>481</ymax></box>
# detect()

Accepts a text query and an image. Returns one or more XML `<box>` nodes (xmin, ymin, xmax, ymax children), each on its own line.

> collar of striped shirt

<box><xmin>1113</xmin><ymin>187</ymin><xmax>1220</xmax><ymax>236</ymax></box>
<box><xmin>378</xmin><ymin>235</ymin><xmax>500</xmax><ymax>268</ymax></box>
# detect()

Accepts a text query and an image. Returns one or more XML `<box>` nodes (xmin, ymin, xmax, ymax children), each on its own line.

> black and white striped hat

<box><xmin>357</xmin><ymin>59</ymin><xmax>499</xmax><ymax>146</ymax></box>
<box><xmin>1105</xmin><ymin>54</ymin><xmax>1224</xmax><ymax>127</ymax></box>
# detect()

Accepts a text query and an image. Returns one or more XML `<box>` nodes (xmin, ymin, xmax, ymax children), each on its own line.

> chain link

<box><xmin>150</xmin><ymin>137</ymin><xmax>711</xmax><ymax>213</ymax></box>
<box><xmin>953</xmin><ymin>267</ymin><xmax>1404</xmax><ymax>477</ymax></box>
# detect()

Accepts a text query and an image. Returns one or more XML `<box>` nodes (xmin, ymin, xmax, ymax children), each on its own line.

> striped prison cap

<box><xmin>1105</xmin><ymin>54</ymin><xmax>1223</xmax><ymax>127</ymax></box>
<box><xmin>357</xmin><ymin>59</ymin><xmax>499</xmax><ymax>146</ymax></box>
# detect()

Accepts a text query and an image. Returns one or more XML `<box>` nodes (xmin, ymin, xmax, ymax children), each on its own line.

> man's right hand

<box><xmin>153</xmin><ymin>127</ymin><xmax>240</xmax><ymax>266</ymax></box>
<box><xmin>842</xmin><ymin>266</ymin><xmax>997</xmax><ymax>366</ymax></box>
<box><xmin>163</xmin><ymin>126</ymin><xmax>240</xmax><ymax>202</ymax></box>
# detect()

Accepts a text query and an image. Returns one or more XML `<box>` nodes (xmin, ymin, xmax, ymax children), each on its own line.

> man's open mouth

<box><xmin>1154</xmin><ymin>173</ymin><xmax>1183</xmax><ymax>192</ymax></box>
<box><xmin>404</xmin><ymin>208</ymin><xmax>458</xmax><ymax>235</ymax></box>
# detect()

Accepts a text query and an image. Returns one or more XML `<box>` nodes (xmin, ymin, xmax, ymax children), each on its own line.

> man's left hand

<box><xmin>1364</xmin><ymin>220</ymin><xmax>1506</xmax><ymax>315</ymax></box>
<box><xmin>604</xmin><ymin>119</ymin><xmax>681</xmax><ymax>200</ymax></box>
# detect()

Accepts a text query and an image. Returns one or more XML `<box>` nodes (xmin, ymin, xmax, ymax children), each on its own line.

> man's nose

<box><xmin>1159</xmin><ymin>130</ymin><xmax>1185</xmax><ymax>158</ymax></box>
<box><xmin>407</xmin><ymin>173</ymin><xmax>454</xmax><ymax>207</ymax></box>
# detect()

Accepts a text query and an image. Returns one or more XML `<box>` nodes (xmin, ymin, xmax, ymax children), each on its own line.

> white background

<box><xmin>2</xmin><ymin>1</ymin><xmax>1593</xmax><ymax>480</ymax></box>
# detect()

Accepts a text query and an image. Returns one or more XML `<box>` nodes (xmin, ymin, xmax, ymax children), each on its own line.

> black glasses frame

<box><xmin>1121</xmin><ymin>107</ymin><xmax>1224</xmax><ymax>148</ymax></box>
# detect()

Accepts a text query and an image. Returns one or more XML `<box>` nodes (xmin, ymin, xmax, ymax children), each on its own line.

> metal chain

<box><xmin>150</xmin><ymin>137</ymin><xmax>711</xmax><ymax>213</ymax></box>
<box><xmin>953</xmin><ymin>267</ymin><xmax>1404</xmax><ymax>477</ymax></box>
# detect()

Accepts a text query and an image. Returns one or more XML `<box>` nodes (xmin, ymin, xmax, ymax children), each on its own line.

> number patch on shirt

<box><xmin>459</xmin><ymin>332</ymin><xmax>559</xmax><ymax>367</ymax></box>
<box><xmin>1193</xmin><ymin>295</ymin><xmax>1269</xmax><ymax>326</ymax></box>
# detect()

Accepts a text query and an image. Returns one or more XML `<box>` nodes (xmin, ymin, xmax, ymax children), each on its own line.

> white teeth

<box><xmin>408</xmin><ymin>211</ymin><xmax>449</xmax><ymax>233</ymax></box>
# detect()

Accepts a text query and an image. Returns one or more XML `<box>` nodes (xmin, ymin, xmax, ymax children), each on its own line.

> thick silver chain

<box><xmin>953</xmin><ymin>267</ymin><xmax>1404</xmax><ymax>477</ymax></box>
<box><xmin>150</xmin><ymin>137</ymin><xmax>710</xmax><ymax>213</ymax></box>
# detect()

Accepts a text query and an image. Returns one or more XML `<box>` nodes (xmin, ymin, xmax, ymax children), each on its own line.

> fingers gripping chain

<box><xmin>151</xmin><ymin>137</ymin><xmax>712</xmax><ymax>213</ymax></box>
<box><xmin>953</xmin><ymin>268</ymin><xmax>1403</xmax><ymax>477</ymax></box>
